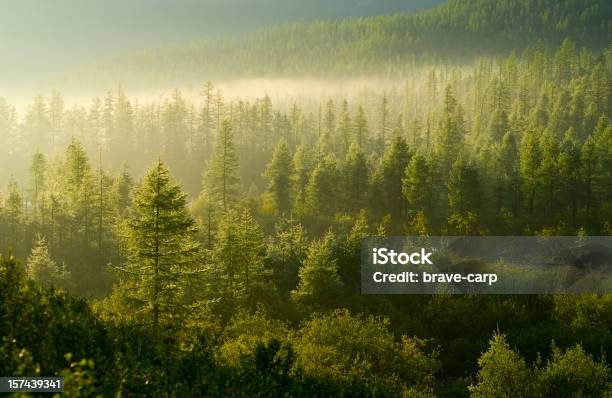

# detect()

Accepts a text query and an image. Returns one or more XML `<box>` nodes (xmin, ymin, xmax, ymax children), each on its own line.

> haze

<box><xmin>0</xmin><ymin>0</ymin><xmax>442</xmax><ymax>90</ymax></box>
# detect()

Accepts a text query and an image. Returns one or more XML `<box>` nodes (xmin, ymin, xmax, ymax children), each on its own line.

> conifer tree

<box><xmin>338</xmin><ymin>100</ymin><xmax>352</xmax><ymax>154</ymax></box>
<box><xmin>435</xmin><ymin>85</ymin><xmax>465</xmax><ymax>178</ymax></box>
<box><xmin>26</xmin><ymin>236</ymin><xmax>70</xmax><ymax>288</ymax></box>
<box><xmin>557</xmin><ymin>130</ymin><xmax>581</xmax><ymax>228</ymax></box>
<box><xmin>212</xmin><ymin>209</ymin><xmax>271</xmax><ymax>307</ymax></box>
<box><xmin>3</xmin><ymin>180</ymin><xmax>23</xmax><ymax>255</ymax></box>
<box><xmin>378</xmin><ymin>94</ymin><xmax>390</xmax><ymax>152</ymax></box>
<box><xmin>341</xmin><ymin>144</ymin><xmax>369</xmax><ymax>213</ymax></box>
<box><xmin>494</xmin><ymin>132</ymin><xmax>521</xmax><ymax>230</ymax></box>
<box><xmin>205</xmin><ymin>120</ymin><xmax>240</xmax><ymax>211</ymax></box>
<box><xmin>403</xmin><ymin>153</ymin><xmax>436</xmax><ymax>227</ymax></box>
<box><xmin>580</xmin><ymin>135</ymin><xmax>598</xmax><ymax>227</ymax></box>
<box><xmin>304</xmin><ymin>156</ymin><xmax>338</xmax><ymax>217</ymax></box>
<box><xmin>377</xmin><ymin>134</ymin><xmax>412</xmax><ymax>220</ymax></box>
<box><xmin>292</xmin><ymin>231</ymin><xmax>343</xmax><ymax>309</ymax></box>
<box><xmin>116</xmin><ymin>160</ymin><xmax>202</xmax><ymax>329</ymax></box>
<box><xmin>537</xmin><ymin>131</ymin><xmax>560</xmax><ymax>227</ymax></box>
<box><xmin>520</xmin><ymin>129</ymin><xmax>541</xmax><ymax>221</ymax></box>
<box><xmin>469</xmin><ymin>333</ymin><xmax>533</xmax><ymax>398</ymax></box>
<box><xmin>353</xmin><ymin>106</ymin><xmax>369</xmax><ymax>149</ymax></box>
<box><xmin>292</xmin><ymin>146</ymin><xmax>313</xmax><ymax>214</ymax></box>
<box><xmin>28</xmin><ymin>151</ymin><xmax>46</xmax><ymax>209</ymax></box>
<box><xmin>447</xmin><ymin>158</ymin><xmax>482</xmax><ymax>234</ymax></box>
<box><xmin>115</xmin><ymin>164</ymin><xmax>133</xmax><ymax>217</ymax></box>
<box><xmin>64</xmin><ymin>139</ymin><xmax>97</xmax><ymax>272</ymax></box>
<box><xmin>264</xmin><ymin>140</ymin><xmax>294</xmax><ymax>216</ymax></box>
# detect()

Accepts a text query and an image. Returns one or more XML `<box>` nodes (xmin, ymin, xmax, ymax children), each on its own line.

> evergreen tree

<box><xmin>557</xmin><ymin>130</ymin><xmax>581</xmax><ymax>228</ymax></box>
<box><xmin>447</xmin><ymin>158</ymin><xmax>482</xmax><ymax>234</ymax></box>
<box><xmin>469</xmin><ymin>333</ymin><xmax>533</xmax><ymax>398</ymax></box>
<box><xmin>26</xmin><ymin>237</ymin><xmax>70</xmax><ymax>288</ymax></box>
<box><xmin>338</xmin><ymin>100</ymin><xmax>352</xmax><ymax>155</ymax></box>
<box><xmin>376</xmin><ymin>134</ymin><xmax>412</xmax><ymax>221</ymax></box>
<box><xmin>353</xmin><ymin>106</ymin><xmax>368</xmax><ymax>149</ymax></box>
<box><xmin>292</xmin><ymin>231</ymin><xmax>343</xmax><ymax>310</ymax></box>
<box><xmin>378</xmin><ymin>94</ymin><xmax>390</xmax><ymax>152</ymax></box>
<box><xmin>341</xmin><ymin>144</ymin><xmax>369</xmax><ymax>213</ymax></box>
<box><xmin>212</xmin><ymin>209</ymin><xmax>272</xmax><ymax>309</ymax></box>
<box><xmin>267</xmin><ymin>218</ymin><xmax>308</xmax><ymax>296</ymax></box>
<box><xmin>292</xmin><ymin>146</ymin><xmax>313</xmax><ymax>214</ymax></box>
<box><xmin>264</xmin><ymin>140</ymin><xmax>294</xmax><ymax>216</ymax></box>
<box><xmin>116</xmin><ymin>160</ymin><xmax>203</xmax><ymax>329</ymax></box>
<box><xmin>29</xmin><ymin>151</ymin><xmax>46</xmax><ymax>209</ymax></box>
<box><xmin>494</xmin><ymin>132</ymin><xmax>521</xmax><ymax>231</ymax></box>
<box><xmin>115</xmin><ymin>164</ymin><xmax>133</xmax><ymax>217</ymax></box>
<box><xmin>435</xmin><ymin>85</ymin><xmax>465</xmax><ymax>178</ymax></box>
<box><xmin>2</xmin><ymin>180</ymin><xmax>24</xmax><ymax>256</ymax></box>
<box><xmin>403</xmin><ymin>153</ymin><xmax>437</xmax><ymax>231</ymax></box>
<box><xmin>205</xmin><ymin>120</ymin><xmax>240</xmax><ymax>211</ymax></box>
<box><xmin>520</xmin><ymin>129</ymin><xmax>541</xmax><ymax>223</ymax></box>
<box><xmin>304</xmin><ymin>156</ymin><xmax>338</xmax><ymax>217</ymax></box>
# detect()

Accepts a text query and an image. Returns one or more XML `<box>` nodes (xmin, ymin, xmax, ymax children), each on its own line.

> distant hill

<box><xmin>72</xmin><ymin>0</ymin><xmax>612</xmax><ymax>87</ymax></box>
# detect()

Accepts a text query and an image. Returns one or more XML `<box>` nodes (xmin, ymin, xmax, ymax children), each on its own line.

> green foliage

<box><xmin>81</xmin><ymin>0</ymin><xmax>612</xmax><ymax>84</ymax></box>
<box><xmin>538</xmin><ymin>344</ymin><xmax>610</xmax><ymax>397</ymax></box>
<box><xmin>0</xmin><ymin>4</ymin><xmax>611</xmax><ymax>396</ymax></box>
<box><xmin>471</xmin><ymin>332</ymin><xmax>612</xmax><ymax>398</ymax></box>
<box><xmin>206</xmin><ymin>120</ymin><xmax>240</xmax><ymax>212</ymax></box>
<box><xmin>469</xmin><ymin>333</ymin><xmax>534</xmax><ymax>398</ymax></box>
<box><xmin>264</xmin><ymin>140</ymin><xmax>294</xmax><ymax>216</ymax></box>
<box><xmin>293</xmin><ymin>309</ymin><xmax>438</xmax><ymax>395</ymax></box>
<box><xmin>114</xmin><ymin>160</ymin><xmax>203</xmax><ymax>328</ymax></box>
<box><xmin>291</xmin><ymin>231</ymin><xmax>343</xmax><ymax>310</ymax></box>
<box><xmin>26</xmin><ymin>236</ymin><xmax>70</xmax><ymax>289</ymax></box>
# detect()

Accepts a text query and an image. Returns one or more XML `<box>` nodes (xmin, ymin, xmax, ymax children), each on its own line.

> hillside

<box><xmin>74</xmin><ymin>0</ymin><xmax>612</xmax><ymax>87</ymax></box>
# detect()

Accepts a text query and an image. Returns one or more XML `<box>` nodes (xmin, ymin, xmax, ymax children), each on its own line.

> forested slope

<box><xmin>75</xmin><ymin>0</ymin><xmax>612</xmax><ymax>86</ymax></box>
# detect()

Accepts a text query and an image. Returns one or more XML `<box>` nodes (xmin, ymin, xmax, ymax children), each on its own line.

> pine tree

<box><xmin>377</xmin><ymin>134</ymin><xmax>412</xmax><ymax>221</ymax></box>
<box><xmin>94</xmin><ymin>162</ymin><xmax>116</xmax><ymax>267</ymax></box>
<box><xmin>212</xmin><ymin>209</ymin><xmax>271</xmax><ymax>308</ymax></box>
<box><xmin>469</xmin><ymin>333</ymin><xmax>533</xmax><ymax>398</ymax></box>
<box><xmin>341</xmin><ymin>144</ymin><xmax>369</xmax><ymax>213</ymax></box>
<box><xmin>116</xmin><ymin>160</ymin><xmax>203</xmax><ymax>329</ymax></box>
<box><xmin>64</xmin><ymin>139</ymin><xmax>97</xmax><ymax>265</ymax></box>
<box><xmin>403</xmin><ymin>153</ymin><xmax>437</xmax><ymax>229</ymax></box>
<box><xmin>3</xmin><ymin>179</ymin><xmax>23</xmax><ymax>255</ymax></box>
<box><xmin>292</xmin><ymin>146</ymin><xmax>313</xmax><ymax>214</ymax></box>
<box><xmin>205</xmin><ymin>120</ymin><xmax>240</xmax><ymax>211</ymax></box>
<box><xmin>435</xmin><ymin>85</ymin><xmax>465</xmax><ymax>178</ymax></box>
<box><xmin>557</xmin><ymin>130</ymin><xmax>581</xmax><ymax>228</ymax></box>
<box><xmin>264</xmin><ymin>140</ymin><xmax>294</xmax><ymax>216</ymax></box>
<box><xmin>338</xmin><ymin>100</ymin><xmax>352</xmax><ymax>155</ymax></box>
<box><xmin>537</xmin><ymin>131</ymin><xmax>559</xmax><ymax>227</ymax></box>
<box><xmin>304</xmin><ymin>155</ymin><xmax>338</xmax><ymax>217</ymax></box>
<box><xmin>580</xmin><ymin>135</ymin><xmax>598</xmax><ymax>228</ymax></box>
<box><xmin>267</xmin><ymin>218</ymin><xmax>308</xmax><ymax>296</ymax></box>
<box><xmin>292</xmin><ymin>231</ymin><xmax>343</xmax><ymax>309</ymax></box>
<box><xmin>26</xmin><ymin>236</ymin><xmax>70</xmax><ymax>288</ymax></box>
<box><xmin>28</xmin><ymin>151</ymin><xmax>46</xmax><ymax>208</ymax></box>
<box><xmin>520</xmin><ymin>129</ymin><xmax>541</xmax><ymax>222</ymax></box>
<box><xmin>494</xmin><ymin>132</ymin><xmax>521</xmax><ymax>230</ymax></box>
<box><xmin>353</xmin><ymin>106</ymin><xmax>368</xmax><ymax>149</ymax></box>
<box><xmin>378</xmin><ymin>94</ymin><xmax>390</xmax><ymax>152</ymax></box>
<box><xmin>447</xmin><ymin>158</ymin><xmax>482</xmax><ymax>234</ymax></box>
<box><xmin>115</xmin><ymin>164</ymin><xmax>133</xmax><ymax>216</ymax></box>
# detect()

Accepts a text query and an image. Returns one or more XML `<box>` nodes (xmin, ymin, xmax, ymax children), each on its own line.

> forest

<box><xmin>1</xmin><ymin>0</ymin><xmax>612</xmax><ymax>396</ymax></box>
<box><xmin>71</xmin><ymin>0</ymin><xmax>612</xmax><ymax>88</ymax></box>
